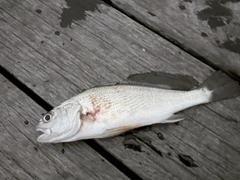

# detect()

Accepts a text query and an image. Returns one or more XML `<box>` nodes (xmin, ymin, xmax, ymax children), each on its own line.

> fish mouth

<box><xmin>36</xmin><ymin>128</ymin><xmax>52</xmax><ymax>142</ymax></box>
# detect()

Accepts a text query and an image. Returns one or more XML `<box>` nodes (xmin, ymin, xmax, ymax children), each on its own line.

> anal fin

<box><xmin>161</xmin><ymin>113</ymin><xmax>185</xmax><ymax>123</ymax></box>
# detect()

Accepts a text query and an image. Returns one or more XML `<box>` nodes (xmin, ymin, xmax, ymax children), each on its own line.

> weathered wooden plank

<box><xmin>0</xmin><ymin>40</ymin><xmax>196</xmax><ymax>179</ymax></box>
<box><xmin>0</xmin><ymin>164</ymin><xmax>19</xmax><ymax>180</ymax></box>
<box><xmin>154</xmin><ymin>120</ymin><xmax>240</xmax><ymax>179</ymax></box>
<box><xmin>0</xmin><ymin>148</ymin><xmax>33</xmax><ymax>180</ymax></box>
<box><xmin>135</xmin><ymin>127</ymin><xmax>240</xmax><ymax>180</ymax></box>
<box><xmin>2</xmin><ymin>0</ymin><xmax>213</xmax><ymax>79</ymax></box>
<box><xmin>1</xmin><ymin>0</ymin><xmax>239</xmax><ymax>143</ymax></box>
<box><xmin>0</xmin><ymin>0</ymin><xmax>240</xmax><ymax>179</ymax></box>
<box><xmin>30</xmin><ymin>0</ymin><xmax>240</xmax><ymax>125</ymax></box>
<box><xmin>110</xmin><ymin>0</ymin><xmax>240</xmax><ymax>77</ymax></box>
<box><xmin>0</xmin><ymin>75</ymin><xmax>129</xmax><ymax>180</ymax></box>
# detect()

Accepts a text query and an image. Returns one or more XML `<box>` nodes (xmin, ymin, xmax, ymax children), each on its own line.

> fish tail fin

<box><xmin>199</xmin><ymin>71</ymin><xmax>240</xmax><ymax>102</ymax></box>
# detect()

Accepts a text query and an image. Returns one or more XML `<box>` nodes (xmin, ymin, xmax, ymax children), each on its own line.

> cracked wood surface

<box><xmin>1</xmin><ymin>0</ymin><xmax>240</xmax><ymax>179</ymax></box>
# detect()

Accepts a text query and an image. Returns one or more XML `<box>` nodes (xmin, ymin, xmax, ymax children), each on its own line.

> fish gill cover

<box><xmin>60</xmin><ymin>0</ymin><xmax>102</xmax><ymax>28</ymax></box>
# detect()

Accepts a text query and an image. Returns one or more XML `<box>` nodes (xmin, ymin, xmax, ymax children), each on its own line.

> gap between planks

<box><xmin>0</xmin><ymin>65</ymin><xmax>143</xmax><ymax>180</ymax></box>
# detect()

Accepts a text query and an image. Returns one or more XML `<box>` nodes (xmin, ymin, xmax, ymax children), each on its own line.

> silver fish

<box><xmin>36</xmin><ymin>71</ymin><xmax>240</xmax><ymax>143</ymax></box>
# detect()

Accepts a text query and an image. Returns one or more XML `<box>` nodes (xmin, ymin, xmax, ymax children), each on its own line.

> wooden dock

<box><xmin>1</xmin><ymin>0</ymin><xmax>240</xmax><ymax>179</ymax></box>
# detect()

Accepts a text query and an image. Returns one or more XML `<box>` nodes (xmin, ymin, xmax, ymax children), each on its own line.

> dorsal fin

<box><xmin>119</xmin><ymin>71</ymin><xmax>199</xmax><ymax>90</ymax></box>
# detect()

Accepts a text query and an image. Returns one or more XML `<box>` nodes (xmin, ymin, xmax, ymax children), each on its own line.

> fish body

<box><xmin>65</xmin><ymin>85</ymin><xmax>208</xmax><ymax>141</ymax></box>
<box><xmin>36</xmin><ymin>71</ymin><xmax>240</xmax><ymax>143</ymax></box>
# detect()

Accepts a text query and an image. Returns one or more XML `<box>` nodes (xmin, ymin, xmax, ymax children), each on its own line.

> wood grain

<box><xmin>0</xmin><ymin>0</ymin><xmax>240</xmax><ymax>179</ymax></box>
<box><xmin>0</xmin><ymin>75</ymin><xmax>128</xmax><ymax>180</ymax></box>
<box><xmin>110</xmin><ymin>0</ymin><xmax>240</xmax><ymax>77</ymax></box>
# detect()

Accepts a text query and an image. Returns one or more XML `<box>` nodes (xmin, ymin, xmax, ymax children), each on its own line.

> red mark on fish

<box><xmin>90</xmin><ymin>95</ymin><xmax>101</xmax><ymax>119</ymax></box>
<box><xmin>78</xmin><ymin>95</ymin><xmax>102</xmax><ymax>122</ymax></box>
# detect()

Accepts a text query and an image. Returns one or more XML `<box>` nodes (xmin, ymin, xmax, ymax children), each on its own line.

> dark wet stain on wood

<box><xmin>215</xmin><ymin>39</ymin><xmax>220</xmax><ymax>44</ymax></box>
<box><xmin>24</xmin><ymin>120</ymin><xmax>29</xmax><ymax>125</ymax></box>
<box><xmin>55</xmin><ymin>31</ymin><xmax>60</xmax><ymax>36</ymax></box>
<box><xmin>220</xmin><ymin>0</ymin><xmax>240</xmax><ymax>3</ymax></box>
<box><xmin>174</xmin><ymin>122</ymin><xmax>180</xmax><ymax>126</ymax></box>
<box><xmin>148</xmin><ymin>11</ymin><xmax>156</xmax><ymax>16</ymax></box>
<box><xmin>35</xmin><ymin>9</ymin><xmax>42</xmax><ymax>14</ymax></box>
<box><xmin>61</xmin><ymin>143</ymin><xmax>65</xmax><ymax>154</ymax></box>
<box><xmin>197</xmin><ymin>0</ymin><xmax>233</xmax><ymax>29</ymax></box>
<box><xmin>157</xmin><ymin>132</ymin><xmax>165</xmax><ymax>140</ymax></box>
<box><xmin>123</xmin><ymin>136</ymin><xmax>142</xmax><ymax>152</ymax></box>
<box><xmin>60</xmin><ymin>0</ymin><xmax>102</xmax><ymax>28</ymax></box>
<box><xmin>201</xmin><ymin>32</ymin><xmax>208</xmax><ymax>37</ymax></box>
<box><xmin>183</xmin><ymin>0</ymin><xmax>192</xmax><ymax>3</ymax></box>
<box><xmin>179</xmin><ymin>4</ymin><xmax>186</xmax><ymax>10</ymax></box>
<box><xmin>219</xmin><ymin>38</ymin><xmax>240</xmax><ymax>54</ymax></box>
<box><xmin>178</xmin><ymin>153</ymin><xmax>198</xmax><ymax>167</ymax></box>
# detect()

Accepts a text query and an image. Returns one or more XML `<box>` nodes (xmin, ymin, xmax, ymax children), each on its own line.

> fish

<box><xmin>36</xmin><ymin>71</ymin><xmax>240</xmax><ymax>143</ymax></box>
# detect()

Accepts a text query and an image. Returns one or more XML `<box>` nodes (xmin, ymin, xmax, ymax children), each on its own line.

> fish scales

<box><xmin>80</xmin><ymin>85</ymin><xmax>207</xmax><ymax>124</ymax></box>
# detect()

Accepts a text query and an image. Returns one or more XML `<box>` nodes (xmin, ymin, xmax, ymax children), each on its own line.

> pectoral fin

<box><xmin>79</xmin><ymin>106</ymin><xmax>96</xmax><ymax>122</ymax></box>
<box><xmin>80</xmin><ymin>113</ymin><xmax>95</xmax><ymax>122</ymax></box>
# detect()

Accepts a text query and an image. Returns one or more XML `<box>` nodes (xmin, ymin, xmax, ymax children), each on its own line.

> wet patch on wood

<box><xmin>24</xmin><ymin>120</ymin><xmax>29</xmax><ymax>125</ymax></box>
<box><xmin>157</xmin><ymin>132</ymin><xmax>165</xmax><ymax>140</ymax></box>
<box><xmin>123</xmin><ymin>136</ymin><xmax>142</xmax><ymax>152</ymax></box>
<box><xmin>197</xmin><ymin>0</ymin><xmax>233</xmax><ymax>29</ymax></box>
<box><xmin>60</xmin><ymin>0</ymin><xmax>102</xmax><ymax>28</ymax></box>
<box><xmin>219</xmin><ymin>38</ymin><xmax>240</xmax><ymax>54</ymax></box>
<box><xmin>178</xmin><ymin>153</ymin><xmax>198</xmax><ymax>167</ymax></box>
<box><xmin>35</xmin><ymin>9</ymin><xmax>42</xmax><ymax>14</ymax></box>
<box><xmin>197</xmin><ymin>0</ymin><xmax>240</xmax><ymax>54</ymax></box>
<box><xmin>54</xmin><ymin>31</ymin><xmax>60</xmax><ymax>36</ymax></box>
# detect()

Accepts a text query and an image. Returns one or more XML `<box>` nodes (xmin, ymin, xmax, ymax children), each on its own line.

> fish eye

<box><xmin>43</xmin><ymin>113</ymin><xmax>52</xmax><ymax>122</ymax></box>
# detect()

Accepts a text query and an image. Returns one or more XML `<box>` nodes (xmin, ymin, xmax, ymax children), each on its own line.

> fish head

<box><xmin>36</xmin><ymin>101</ymin><xmax>82</xmax><ymax>143</ymax></box>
